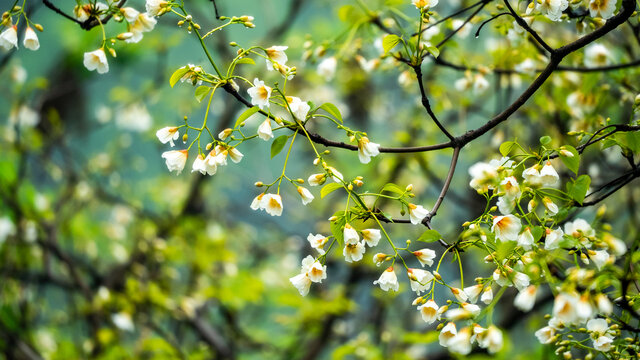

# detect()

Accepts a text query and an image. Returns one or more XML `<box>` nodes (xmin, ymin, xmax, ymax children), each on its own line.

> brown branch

<box><xmin>503</xmin><ymin>0</ymin><xmax>554</xmax><ymax>54</ymax></box>
<box><xmin>413</xmin><ymin>64</ymin><xmax>455</xmax><ymax>141</ymax></box>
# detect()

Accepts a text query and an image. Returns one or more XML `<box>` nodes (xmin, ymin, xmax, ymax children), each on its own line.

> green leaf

<box><xmin>531</xmin><ymin>226</ymin><xmax>544</xmax><ymax>242</ymax></box>
<box><xmin>499</xmin><ymin>141</ymin><xmax>516</xmax><ymax>157</ymax></box>
<box><xmin>270</xmin><ymin>135</ymin><xmax>288</xmax><ymax>158</ymax></box>
<box><xmin>567</xmin><ymin>175</ymin><xmax>591</xmax><ymax>205</ymax></box>
<box><xmin>426</xmin><ymin>45</ymin><xmax>440</xmax><ymax>58</ymax></box>
<box><xmin>539</xmin><ymin>136</ymin><xmax>552</xmax><ymax>145</ymax></box>
<box><xmin>417</xmin><ymin>229</ymin><xmax>442</xmax><ymax>243</ymax></box>
<box><xmin>559</xmin><ymin>145</ymin><xmax>580</xmax><ymax>175</ymax></box>
<box><xmin>381</xmin><ymin>183</ymin><xmax>405</xmax><ymax>195</ymax></box>
<box><xmin>235</xmin><ymin>57</ymin><xmax>255</xmax><ymax>65</ymax></box>
<box><xmin>234</xmin><ymin>106</ymin><xmax>260</xmax><ymax>128</ymax></box>
<box><xmin>194</xmin><ymin>86</ymin><xmax>211</xmax><ymax>103</ymax></box>
<box><xmin>330</xmin><ymin>211</ymin><xmax>347</xmax><ymax>244</ymax></box>
<box><xmin>169</xmin><ymin>66</ymin><xmax>190</xmax><ymax>88</ymax></box>
<box><xmin>321</xmin><ymin>182</ymin><xmax>343</xmax><ymax>198</ymax></box>
<box><xmin>382</xmin><ymin>34</ymin><xmax>401</xmax><ymax>54</ymax></box>
<box><xmin>626</xmin><ymin>131</ymin><xmax>640</xmax><ymax>153</ymax></box>
<box><xmin>319</xmin><ymin>103</ymin><xmax>343</xmax><ymax>123</ymax></box>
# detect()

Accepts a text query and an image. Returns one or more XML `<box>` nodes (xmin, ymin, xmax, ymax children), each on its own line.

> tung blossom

<box><xmin>361</xmin><ymin>229</ymin><xmax>381</xmax><ymax>247</ymax></box>
<box><xmin>357</xmin><ymin>137</ymin><xmax>380</xmax><ymax>164</ymax></box>
<box><xmin>265</xmin><ymin>45</ymin><xmax>288</xmax><ymax>70</ymax></box>
<box><xmin>307</xmin><ymin>234</ymin><xmax>328</xmax><ymax>254</ymax></box>
<box><xmin>413</xmin><ymin>0</ymin><xmax>438</xmax><ymax>9</ymax></box>
<box><xmin>407</xmin><ymin>268</ymin><xmax>434</xmax><ymax>294</ymax></box>
<box><xmin>257</xmin><ymin>119</ymin><xmax>274</xmax><ymax>140</ymax></box>
<box><xmin>317</xmin><ymin>57</ymin><xmax>337</xmax><ymax>81</ymax></box>
<box><xmin>589</xmin><ymin>0</ymin><xmax>617</xmax><ymax>19</ymax></box>
<box><xmin>373</xmin><ymin>266</ymin><xmax>399</xmax><ymax>291</ymax></box>
<box><xmin>23</xmin><ymin>27</ymin><xmax>40</xmax><ymax>51</ymax></box>
<box><xmin>408</xmin><ymin>203</ymin><xmax>429</xmax><ymax>224</ymax></box>
<box><xmin>297</xmin><ymin>186</ymin><xmax>314</xmax><ymax>205</ymax></box>
<box><xmin>492</xmin><ymin>215</ymin><xmax>522</xmax><ymax>242</ymax></box>
<box><xmin>161</xmin><ymin>150</ymin><xmax>188</xmax><ymax>174</ymax></box>
<box><xmin>247</xmin><ymin>78</ymin><xmax>272</xmax><ymax>109</ymax></box>
<box><xmin>83</xmin><ymin>48</ymin><xmax>109</xmax><ymax>74</ymax></box>
<box><xmin>156</xmin><ymin>126</ymin><xmax>180</xmax><ymax>146</ymax></box>
<box><xmin>413</xmin><ymin>248</ymin><xmax>436</xmax><ymax>267</ymax></box>
<box><xmin>343</xmin><ymin>241</ymin><xmax>365</xmax><ymax>262</ymax></box>
<box><xmin>418</xmin><ymin>299</ymin><xmax>440</xmax><ymax>324</ymax></box>
<box><xmin>536</xmin><ymin>0</ymin><xmax>569</xmax><ymax>21</ymax></box>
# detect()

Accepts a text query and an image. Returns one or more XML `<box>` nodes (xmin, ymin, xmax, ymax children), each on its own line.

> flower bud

<box><xmin>185</xmin><ymin>15</ymin><xmax>192</xmax><ymax>22</ymax></box>
<box><xmin>35</xmin><ymin>24</ymin><xmax>44</xmax><ymax>32</ymax></box>
<box><xmin>313</xmin><ymin>158</ymin><xmax>320</xmax><ymax>166</ymax></box>
<box><xmin>254</xmin><ymin>181</ymin><xmax>263</xmax><ymax>187</ymax></box>
<box><xmin>229</xmin><ymin>42</ymin><xmax>238</xmax><ymax>46</ymax></box>
<box><xmin>405</xmin><ymin>184</ymin><xmax>413</xmax><ymax>192</ymax></box>
<box><xmin>182</xmin><ymin>134</ymin><xmax>188</xmax><ymax>142</ymax></box>
<box><xmin>328</xmin><ymin>216</ymin><xmax>338</xmax><ymax>222</ymax></box>
<box><xmin>433</xmin><ymin>271</ymin><xmax>442</xmax><ymax>281</ymax></box>
<box><xmin>296</xmin><ymin>179</ymin><xmax>304</xmax><ymax>184</ymax></box>
<box><xmin>205</xmin><ymin>142</ymin><xmax>213</xmax><ymax>150</ymax></box>
<box><xmin>108</xmin><ymin>48</ymin><xmax>117</xmax><ymax>58</ymax></box>
<box><xmin>117</xmin><ymin>32</ymin><xmax>134</xmax><ymax>40</ymax></box>
<box><xmin>347</xmin><ymin>183</ymin><xmax>353</xmax><ymax>191</ymax></box>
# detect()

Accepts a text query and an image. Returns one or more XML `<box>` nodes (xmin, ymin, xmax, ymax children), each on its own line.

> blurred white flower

<box><xmin>83</xmin><ymin>48</ymin><xmax>109</xmax><ymax>74</ymax></box>
<box><xmin>161</xmin><ymin>150</ymin><xmax>188</xmax><ymax>174</ymax></box>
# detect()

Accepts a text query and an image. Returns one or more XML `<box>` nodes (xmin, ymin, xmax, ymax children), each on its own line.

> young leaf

<box><xmin>270</xmin><ymin>135</ymin><xmax>288</xmax><ymax>158</ymax></box>
<box><xmin>382</xmin><ymin>34</ymin><xmax>401</xmax><ymax>54</ymax></box>
<box><xmin>235</xmin><ymin>57</ymin><xmax>255</xmax><ymax>65</ymax></box>
<box><xmin>321</xmin><ymin>182</ymin><xmax>343</xmax><ymax>198</ymax></box>
<box><xmin>417</xmin><ymin>229</ymin><xmax>442</xmax><ymax>243</ymax></box>
<box><xmin>426</xmin><ymin>45</ymin><xmax>440</xmax><ymax>58</ymax></box>
<box><xmin>539</xmin><ymin>136</ymin><xmax>552</xmax><ymax>145</ymax></box>
<box><xmin>319</xmin><ymin>103</ymin><xmax>343</xmax><ymax>123</ymax></box>
<box><xmin>381</xmin><ymin>183</ymin><xmax>405</xmax><ymax>195</ymax></box>
<box><xmin>567</xmin><ymin>175</ymin><xmax>591</xmax><ymax>205</ymax></box>
<box><xmin>169</xmin><ymin>66</ymin><xmax>190</xmax><ymax>88</ymax></box>
<box><xmin>330</xmin><ymin>211</ymin><xmax>347</xmax><ymax>244</ymax></box>
<box><xmin>194</xmin><ymin>86</ymin><xmax>211</xmax><ymax>103</ymax></box>
<box><xmin>499</xmin><ymin>141</ymin><xmax>516</xmax><ymax>157</ymax></box>
<box><xmin>559</xmin><ymin>145</ymin><xmax>580</xmax><ymax>175</ymax></box>
<box><xmin>234</xmin><ymin>106</ymin><xmax>260</xmax><ymax>128</ymax></box>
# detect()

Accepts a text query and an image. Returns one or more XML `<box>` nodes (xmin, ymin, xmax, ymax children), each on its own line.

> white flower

<box><xmin>8</xmin><ymin>105</ymin><xmax>39</xmax><ymax>128</ymax></box>
<box><xmin>500</xmin><ymin>176</ymin><xmax>521</xmax><ymax>199</ymax></box>
<box><xmin>451</xmin><ymin>19</ymin><xmax>471</xmax><ymax>38</ymax></box>
<box><xmin>307</xmin><ymin>173</ymin><xmax>326</xmax><ymax>186</ymax></box>
<box><xmin>514</xmin><ymin>285</ymin><xmax>538</xmax><ymax>312</ymax></box>
<box><xmin>0</xmin><ymin>26</ymin><xmax>18</xmax><ymax>51</ymax></box>
<box><xmin>536</xmin><ymin>0</ymin><xmax>569</xmax><ymax>21</ymax></box>
<box><xmin>289</xmin><ymin>273</ymin><xmax>311</xmax><ymax>296</ymax></box>
<box><xmin>413</xmin><ymin>248</ymin><xmax>436</xmax><ymax>267</ymax></box>
<box><xmin>493</xmin><ymin>268</ymin><xmax>510</xmax><ymax>287</ymax></box>
<box><xmin>307</xmin><ymin>234</ymin><xmax>328</xmax><ymax>254</ymax></box>
<box><xmin>589</xmin><ymin>0</ymin><xmax>617</xmax><ymax>19</ymax></box>
<box><xmin>357</xmin><ymin>137</ymin><xmax>380</xmax><ymax>164</ymax></box>
<box><xmin>542</xmin><ymin>197</ymin><xmax>559</xmax><ymax>215</ymax></box>
<box><xmin>250</xmin><ymin>193</ymin><xmax>265</xmax><ymax>210</ymax></box>
<box><xmin>0</xmin><ymin>217</ymin><xmax>16</xmax><ymax>243</ymax></box>
<box><xmin>257</xmin><ymin>119</ymin><xmax>274</xmax><ymax>140</ymax></box>
<box><xmin>584</xmin><ymin>44</ymin><xmax>612</xmax><ymax>68</ymax></box>
<box><xmin>553</xmin><ymin>292</ymin><xmax>580</xmax><ymax>324</ymax></box>
<box><xmin>298</xmin><ymin>255</ymin><xmax>326</xmax><ymax>283</ymax></box>
<box><xmin>146</xmin><ymin>0</ymin><xmax>168</xmax><ymax>16</ymax></box>
<box><xmin>513</xmin><ymin>272</ymin><xmax>530</xmax><ymax>291</ymax></box>
<box><xmin>83</xmin><ymin>48</ymin><xmax>109</xmax><ymax>74</ymax></box>
<box><xmin>439</xmin><ymin>322</ymin><xmax>457</xmax><ymax>347</ymax></box>
<box><xmin>373</xmin><ymin>266</ymin><xmax>399</xmax><ymax>292</ymax></box>
<box><xmin>161</xmin><ymin>150</ymin><xmax>188</xmax><ymax>174</ymax></box>
<box><xmin>463</xmin><ymin>284</ymin><xmax>483</xmax><ymax>304</ymax></box>
<box><xmin>468</xmin><ymin>161</ymin><xmax>499</xmax><ymax>192</ymax></box>
<box><xmin>473</xmin><ymin>74</ymin><xmax>490</xmax><ymax>94</ymax></box>
<box><xmin>477</xmin><ymin>325</ymin><xmax>503</xmax><ymax>354</ymax></box>
<box><xmin>497</xmin><ymin>196</ymin><xmax>516</xmax><ymax>215</ymax></box>
<box><xmin>418</xmin><ymin>299</ymin><xmax>440</xmax><ymax>324</ymax></box>
<box><xmin>297</xmin><ymin>186</ymin><xmax>314</xmax><ymax>205</ymax></box>
<box><xmin>492</xmin><ymin>215</ymin><xmax>522</xmax><ymax>242</ymax></box>
<box><xmin>228</xmin><ymin>147</ymin><xmax>243</xmax><ymax>163</ymax></box>
<box><xmin>587</xmin><ymin>318</ymin><xmax>614</xmax><ymax>352</ymax></box>
<box><xmin>355</xmin><ymin>55</ymin><xmax>379</xmax><ymax>72</ymax></box>
<box><xmin>23</xmin><ymin>27</ymin><xmax>39</xmax><ymax>51</ymax></box>
<box><xmin>576</xmin><ymin>294</ymin><xmax>595</xmax><ymax>323</ymax></box>
<box><xmin>481</xmin><ymin>286</ymin><xmax>493</xmax><ymax>304</ymax></box>
<box><xmin>448</xmin><ymin>327</ymin><xmax>472</xmax><ymax>355</ymax></box>
<box><xmin>285</xmin><ymin>96</ymin><xmax>311</xmax><ymax>120</ymax></box>
<box><xmin>591</xmin><ymin>250</ymin><xmax>611</xmax><ymax>270</ymax></box>
<box><xmin>564</xmin><ymin>219</ymin><xmax>595</xmax><ymax>239</ymax></box>
<box><xmin>218</xmin><ymin>128</ymin><xmax>232</xmax><ymax>140</ymax></box>
<box><xmin>247</xmin><ymin>78</ymin><xmax>272</xmax><ymax>109</ymax></box>
<box><xmin>539</xmin><ymin>161</ymin><xmax>560</xmax><ymax>186</ymax></box>
<box><xmin>265</xmin><ymin>45</ymin><xmax>288</xmax><ymax>70</ymax></box>
<box><xmin>343</xmin><ymin>242</ymin><xmax>365</xmax><ymax>262</ymax></box>
<box><xmin>343</xmin><ymin>223</ymin><xmax>359</xmax><ymax>245</ymax></box>
<box><xmin>413</xmin><ymin>0</ymin><xmax>439</xmax><ymax>9</ymax></box>
<box><xmin>595</xmin><ymin>293</ymin><xmax>613</xmax><ymax>314</ymax></box>
<box><xmin>535</xmin><ymin>326</ymin><xmax>556</xmax><ymax>344</ymax></box>
<box><xmin>127</xmin><ymin>13</ymin><xmax>157</xmax><ymax>43</ymax></box>
<box><xmin>112</xmin><ymin>312</ymin><xmax>135</xmax><ymax>331</ymax></box>
<box><xmin>544</xmin><ymin>227</ymin><xmax>565</xmax><ymax>250</ymax></box>
<box><xmin>262</xmin><ymin>194</ymin><xmax>283</xmax><ymax>216</ymax></box>
<box><xmin>121</xmin><ymin>7</ymin><xmax>140</xmax><ymax>22</ymax></box>
<box><xmin>445</xmin><ymin>307</ymin><xmax>474</xmax><ymax>321</ymax></box>
<box><xmin>408</xmin><ymin>203</ymin><xmax>429</xmax><ymax>225</ymax></box>
<box><xmin>408</xmin><ymin>268</ymin><xmax>434</xmax><ymax>294</ymax></box>
<box><xmin>518</xmin><ymin>227</ymin><xmax>535</xmax><ymax>250</ymax></box>
<box><xmin>115</xmin><ymin>103</ymin><xmax>152</xmax><ymax>132</ymax></box>
<box><xmin>515</xmin><ymin>58</ymin><xmax>536</xmax><ymax>75</ymax></box>
<box><xmin>361</xmin><ymin>229</ymin><xmax>381</xmax><ymax>247</ymax></box>
<box><xmin>373</xmin><ymin>253</ymin><xmax>388</xmax><ymax>266</ymax></box>
<box><xmin>156</xmin><ymin>126</ymin><xmax>180</xmax><ymax>146</ymax></box>
<box><xmin>317</xmin><ymin>57</ymin><xmax>337</xmax><ymax>81</ymax></box>
<box><xmin>327</xmin><ymin>167</ymin><xmax>344</xmax><ymax>183</ymax></box>
<box><xmin>451</xmin><ymin>287</ymin><xmax>468</xmax><ymax>302</ymax></box>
